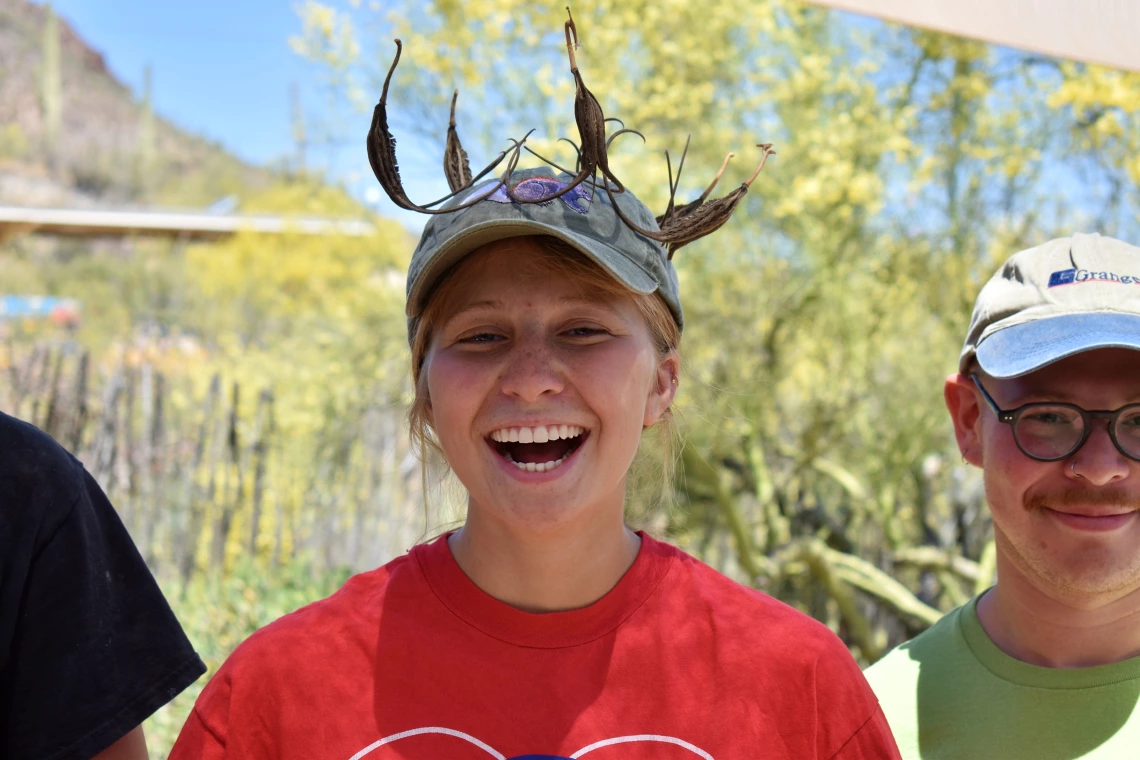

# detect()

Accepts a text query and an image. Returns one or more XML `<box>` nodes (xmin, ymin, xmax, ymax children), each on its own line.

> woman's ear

<box><xmin>945</xmin><ymin>373</ymin><xmax>983</xmax><ymax>467</ymax></box>
<box><xmin>644</xmin><ymin>350</ymin><xmax>680</xmax><ymax>427</ymax></box>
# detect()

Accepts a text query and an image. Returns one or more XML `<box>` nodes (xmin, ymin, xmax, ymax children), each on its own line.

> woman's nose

<box><xmin>499</xmin><ymin>333</ymin><xmax>565</xmax><ymax>402</ymax></box>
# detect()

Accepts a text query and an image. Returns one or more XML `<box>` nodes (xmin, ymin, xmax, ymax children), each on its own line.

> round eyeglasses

<box><xmin>971</xmin><ymin>374</ymin><xmax>1140</xmax><ymax>462</ymax></box>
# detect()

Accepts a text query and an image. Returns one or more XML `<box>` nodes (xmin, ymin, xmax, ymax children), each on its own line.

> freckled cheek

<box><xmin>426</xmin><ymin>352</ymin><xmax>497</xmax><ymax>446</ymax></box>
<box><xmin>574</xmin><ymin>348</ymin><xmax>655</xmax><ymax>439</ymax></box>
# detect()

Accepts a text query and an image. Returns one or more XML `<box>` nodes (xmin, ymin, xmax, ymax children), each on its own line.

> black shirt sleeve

<box><xmin>0</xmin><ymin>413</ymin><xmax>206</xmax><ymax>760</ymax></box>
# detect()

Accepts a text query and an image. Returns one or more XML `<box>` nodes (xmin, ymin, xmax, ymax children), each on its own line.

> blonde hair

<box><xmin>407</xmin><ymin>235</ymin><xmax>681</xmax><ymax>527</ymax></box>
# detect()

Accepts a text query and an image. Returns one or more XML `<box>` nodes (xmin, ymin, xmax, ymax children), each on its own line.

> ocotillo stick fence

<box><xmin>1</xmin><ymin>339</ymin><xmax>426</xmax><ymax>585</ymax></box>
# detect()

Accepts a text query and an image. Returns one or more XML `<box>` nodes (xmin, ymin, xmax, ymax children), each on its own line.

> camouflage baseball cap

<box><xmin>406</xmin><ymin>166</ymin><xmax>683</xmax><ymax>329</ymax></box>
<box><xmin>960</xmin><ymin>232</ymin><xmax>1140</xmax><ymax>378</ymax></box>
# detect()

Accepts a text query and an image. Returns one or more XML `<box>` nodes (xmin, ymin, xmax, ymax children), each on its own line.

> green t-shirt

<box><xmin>865</xmin><ymin>595</ymin><xmax>1140</xmax><ymax>759</ymax></box>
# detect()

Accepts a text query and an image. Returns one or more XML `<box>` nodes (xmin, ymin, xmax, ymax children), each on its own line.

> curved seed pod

<box><xmin>366</xmin><ymin>40</ymin><xmax>412</xmax><ymax>209</ymax></box>
<box><xmin>612</xmin><ymin>144</ymin><xmax>776</xmax><ymax>258</ymax></box>
<box><xmin>656</xmin><ymin>136</ymin><xmax>693</xmax><ymax>226</ymax></box>
<box><xmin>567</xmin><ymin>12</ymin><xmax>608</xmax><ymax>181</ymax></box>
<box><xmin>662</xmin><ymin>152</ymin><xmax>735</xmax><ymax>225</ymax></box>
<box><xmin>660</xmin><ymin>144</ymin><xmax>775</xmax><ymax>256</ymax></box>
<box><xmin>367</xmin><ymin>40</ymin><xmax>519</xmax><ymax>213</ymax></box>
<box><xmin>507</xmin><ymin>8</ymin><xmax>626</xmax><ymax>206</ymax></box>
<box><xmin>660</xmin><ymin>185</ymin><xmax>748</xmax><ymax>257</ymax></box>
<box><xmin>444</xmin><ymin>89</ymin><xmax>472</xmax><ymax>193</ymax></box>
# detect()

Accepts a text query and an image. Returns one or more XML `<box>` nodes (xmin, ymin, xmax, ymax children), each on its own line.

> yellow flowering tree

<box><xmin>291</xmin><ymin>0</ymin><xmax>1140</xmax><ymax>660</ymax></box>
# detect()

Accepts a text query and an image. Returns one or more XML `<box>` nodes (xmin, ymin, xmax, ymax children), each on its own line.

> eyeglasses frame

<box><xmin>969</xmin><ymin>373</ymin><xmax>1140</xmax><ymax>463</ymax></box>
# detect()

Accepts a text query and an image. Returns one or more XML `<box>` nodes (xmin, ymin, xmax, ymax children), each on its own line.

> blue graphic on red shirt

<box><xmin>468</xmin><ymin>177</ymin><xmax>593</xmax><ymax>214</ymax></box>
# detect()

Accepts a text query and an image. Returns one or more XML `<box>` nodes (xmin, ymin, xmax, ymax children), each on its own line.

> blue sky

<box><xmin>43</xmin><ymin>0</ymin><xmax>311</xmax><ymax>167</ymax></box>
<box><xmin>32</xmin><ymin>1</ymin><xmax>1133</xmax><ymax>239</ymax></box>
<box><xmin>37</xmin><ymin>0</ymin><xmax>441</xmax><ymax>224</ymax></box>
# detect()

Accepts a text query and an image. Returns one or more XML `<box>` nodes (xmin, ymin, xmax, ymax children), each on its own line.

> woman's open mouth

<box><xmin>487</xmin><ymin>424</ymin><xmax>589</xmax><ymax>473</ymax></box>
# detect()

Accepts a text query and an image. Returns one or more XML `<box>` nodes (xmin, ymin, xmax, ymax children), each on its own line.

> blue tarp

<box><xmin>0</xmin><ymin>295</ymin><xmax>81</xmax><ymax>320</ymax></box>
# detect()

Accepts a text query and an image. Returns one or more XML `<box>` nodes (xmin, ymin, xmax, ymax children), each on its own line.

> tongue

<box><xmin>505</xmin><ymin>440</ymin><xmax>573</xmax><ymax>464</ymax></box>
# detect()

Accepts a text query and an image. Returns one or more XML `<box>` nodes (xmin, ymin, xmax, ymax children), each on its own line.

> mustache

<box><xmin>1024</xmin><ymin>489</ymin><xmax>1140</xmax><ymax>512</ymax></box>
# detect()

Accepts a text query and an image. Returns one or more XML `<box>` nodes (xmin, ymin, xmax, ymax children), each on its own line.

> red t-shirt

<box><xmin>170</xmin><ymin>534</ymin><xmax>899</xmax><ymax>760</ymax></box>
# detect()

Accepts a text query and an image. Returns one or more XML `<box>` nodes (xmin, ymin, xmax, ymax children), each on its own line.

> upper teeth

<box><xmin>490</xmin><ymin>425</ymin><xmax>584</xmax><ymax>443</ymax></box>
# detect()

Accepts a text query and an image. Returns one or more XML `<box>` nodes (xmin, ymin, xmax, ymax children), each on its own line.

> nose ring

<box><xmin>1070</xmin><ymin>461</ymin><xmax>1084</xmax><ymax>479</ymax></box>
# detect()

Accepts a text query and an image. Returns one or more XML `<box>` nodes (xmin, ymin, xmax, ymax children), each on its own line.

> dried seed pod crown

<box><xmin>366</xmin><ymin>8</ymin><xmax>775</xmax><ymax>257</ymax></box>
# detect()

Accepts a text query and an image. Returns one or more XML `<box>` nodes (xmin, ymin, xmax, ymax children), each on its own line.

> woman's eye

<box><xmin>460</xmin><ymin>332</ymin><xmax>503</xmax><ymax>344</ymax></box>
<box><xmin>565</xmin><ymin>326</ymin><xmax>608</xmax><ymax>338</ymax></box>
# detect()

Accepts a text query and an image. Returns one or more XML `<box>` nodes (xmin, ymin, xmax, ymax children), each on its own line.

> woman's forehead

<box><xmin>446</xmin><ymin>241</ymin><xmax>629</xmax><ymax>305</ymax></box>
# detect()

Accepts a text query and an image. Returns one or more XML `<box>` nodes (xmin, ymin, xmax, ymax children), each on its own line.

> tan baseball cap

<box><xmin>960</xmin><ymin>233</ymin><xmax>1140</xmax><ymax>378</ymax></box>
<box><xmin>406</xmin><ymin>166</ymin><xmax>682</xmax><ymax>331</ymax></box>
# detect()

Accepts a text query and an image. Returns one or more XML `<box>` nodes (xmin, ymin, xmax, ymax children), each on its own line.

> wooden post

<box><xmin>178</xmin><ymin>373</ymin><xmax>220</xmax><ymax>587</ymax></box>
<box><xmin>91</xmin><ymin>368</ymin><xmax>123</xmax><ymax>490</ymax></box>
<box><xmin>210</xmin><ymin>382</ymin><xmax>242</xmax><ymax>573</ymax></box>
<box><xmin>249</xmin><ymin>388</ymin><xmax>273</xmax><ymax>556</ymax></box>
<box><xmin>69</xmin><ymin>350</ymin><xmax>89</xmax><ymax>453</ymax></box>
<box><xmin>42</xmin><ymin>347</ymin><xmax>63</xmax><ymax>438</ymax></box>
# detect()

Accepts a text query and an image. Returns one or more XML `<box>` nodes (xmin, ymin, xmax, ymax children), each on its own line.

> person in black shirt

<box><xmin>0</xmin><ymin>411</ymin><xmax>205</xmax><ymax>759</ymax></box>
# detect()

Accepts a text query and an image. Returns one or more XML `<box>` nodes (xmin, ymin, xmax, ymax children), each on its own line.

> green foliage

<box><xmin>293</xmin><ymin>0</ymin><xmax>1140</xmax><ymax>659</ymax></box>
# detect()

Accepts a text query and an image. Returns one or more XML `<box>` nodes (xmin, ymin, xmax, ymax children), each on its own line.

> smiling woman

<box><xmin>165</xmin><ymin>12</ymin><xmax>901</xmax><ymax>759</ymax></box>
<box><xmin>166</xmin><ymin>163</ymin><xmax>902</xmax><ymax>760</ymax></box>
<box><xmin>409</xmin><ymin>235</ymin><xmax>680</xmax><ymax>514</ymax></box>
<box><xmin>415</xmin><ymin>237</ymin><xmax>679</xmax><ymax>611</ymax></box>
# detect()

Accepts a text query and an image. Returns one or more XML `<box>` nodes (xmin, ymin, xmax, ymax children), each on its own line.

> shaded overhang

<box><xmin>801</xmin><ymin>0</ymin><xmax>1140</xmax><ymax>72</ymax></box>
<box><xmin>0</xmin><ymin>205</ymin><xmax>375</xmax><ymax>243</ymax></box>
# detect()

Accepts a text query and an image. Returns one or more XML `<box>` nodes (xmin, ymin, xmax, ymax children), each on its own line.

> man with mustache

<box><xmin>867</xmin><ymin>233</ymin><xmax>1140</xmax><ymax>758</ymax></box>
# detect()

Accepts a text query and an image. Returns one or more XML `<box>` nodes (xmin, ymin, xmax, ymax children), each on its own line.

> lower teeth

<box><xmin>505</xmin><ymin>452</ymin><xmax>567</xmax><ymax>473</ymax></box>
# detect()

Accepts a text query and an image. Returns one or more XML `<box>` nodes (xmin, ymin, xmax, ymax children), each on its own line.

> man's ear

<box><xmin>644</xmin><ymin>350</ymin><xmax>680</xmax><ymax>427</ymax></box>
<box><xmin>945</xmin><ymin>373</ymin><xmax>983</xmax><ymax>467</ymax></box>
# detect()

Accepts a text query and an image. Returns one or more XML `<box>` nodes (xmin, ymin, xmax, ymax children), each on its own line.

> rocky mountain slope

<box><xmin>0</xmin><ymin>0</ymin><xmax>270</xmax><ymax>209</ymax></box>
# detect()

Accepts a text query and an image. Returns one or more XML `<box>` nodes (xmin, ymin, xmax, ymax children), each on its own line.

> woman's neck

<box><xmin>447</xmin><ymin>508</ymin><xmax>641</xmax><ymax>613</ymax></box>
<box><xmin>977</xmin><ymin>549</ymin><xmax>1140</xmax><ymax>669</ymax></box>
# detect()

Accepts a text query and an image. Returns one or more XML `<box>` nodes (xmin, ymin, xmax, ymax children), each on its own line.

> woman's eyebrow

<box><xmin>446</xmin><ymin>296</ymin><xmax>619</xmax><ymax>323</ymax></box>
<box><xmin>447</xmin><ymin>299</ymin><xmax>504</xmax><ymax>320</ymax></box>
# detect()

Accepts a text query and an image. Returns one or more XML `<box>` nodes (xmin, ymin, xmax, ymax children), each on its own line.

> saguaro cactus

<box><xmin>136</xmin><ymin>64</ymin><xmax>156</xmax><ymax>191</ymax></box>
<box><xmin>39</xmin><ymin>3</ymin><xmax>61</xmax><ymax>168</ymax></box>
<box><xmin>291</xmin><ymin>80</ymin><xmax>306</xmax><ymax>174</ymax></box>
